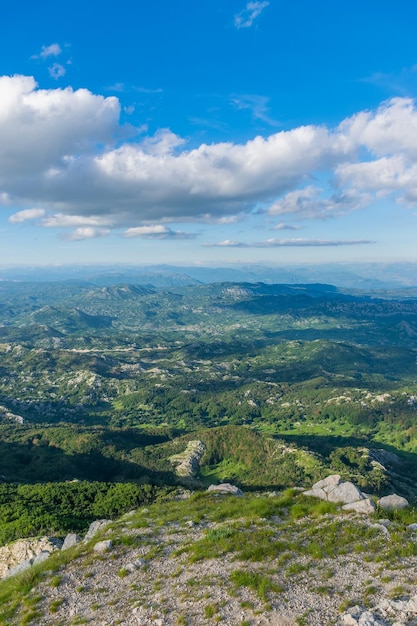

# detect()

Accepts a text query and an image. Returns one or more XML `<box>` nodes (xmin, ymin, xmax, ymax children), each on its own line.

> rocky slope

<box><xmin>1</xmin><ymin>484</ymin><xmax>417</xmax><ymax>626</ymax></box>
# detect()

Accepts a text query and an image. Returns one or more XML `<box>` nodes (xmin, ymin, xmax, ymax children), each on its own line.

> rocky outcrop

<box><xmin>340</xmin><ymin>594</ymin><xmax>417</xmax><ymax>625</ymax></box>
<box><xmin>0</xmin><ymin>519</ymin><xmax>112</xmax><ymax>579</ymax></box>
<box><xmin>0</xmin><ymin>536</ymin><xmax>62</xmax><ymax>578</ymax></box>
<box><xmin>169</xmin><ymin>440</ymin><xmax>205</xmax><ymax>478</ymax></box>
<box><xmin>207</xmin><ymin>483</ymin><xmax>243</xmax><ymax>496</ymax></box>
<box><xmin>303</xmin><ymin>475</ymin><xmax>376</xmax><ymax>513</ymax></box>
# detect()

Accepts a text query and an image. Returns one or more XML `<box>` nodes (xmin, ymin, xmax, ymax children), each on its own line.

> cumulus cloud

<box><xmin>41</xmin><ymin>213</ymin><xmax>112</xmax><ymax>228</ymax></box>
<box><xmin>207</xmin><ymin>238</ymin><xmax>374</xmax><ymax>248</ymax></box>
<box><xmin>2</xmin><ymin>76</ymin><xmax>417</xmax><ymax>241</ymax></box>
<box><xmin>8</xmin><ymin>207</ymin><xmax>46</xmax><ymax>223</ymax></box>
<box><xmin>64</xmin><ymin>227</ymin><xmax>110</xmax><ymax>241</ymax></box>
<box><xmin>268</xmin><ymin>186</ymin><xmax>370</xmax><ymax>219</ymax></box>
<box><xmin>234</xmin><ymin>1</ymin><xmax>269</xmax><ymax>28</ymax></box>
<box><xmin>123</xmin><ymin>225</ymin><xmax>195</xmax><ymax>239</ymax></box>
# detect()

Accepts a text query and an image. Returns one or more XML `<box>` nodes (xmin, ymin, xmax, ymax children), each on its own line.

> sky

<box><xmin>2</xmin><ymin>0</ymin><xmax>417</xmax><ymax>267</ymax></box>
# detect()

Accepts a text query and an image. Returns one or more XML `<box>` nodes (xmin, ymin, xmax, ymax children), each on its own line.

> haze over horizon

<box><xmin>2</xmin><ymin>1</ymin><xmax>417</xmax><ymax>267</ymax></box>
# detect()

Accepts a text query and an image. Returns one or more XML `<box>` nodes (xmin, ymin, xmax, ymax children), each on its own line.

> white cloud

<box><xmin>207</xmin><ymin>238</ymin><xmax>374</xmax><ymax>248</ymax></box>
<box><xmin>123</xmin><ymin>225</ymin><xmax>195</xmax><ymax>239</ymax></box>
<box><xmin>234</xmin><ymin>1</ymin><xmax>269</xmax><ymax>29</ymax></box>
<box><xmin>268</xmin><ymin>186</ymin><xmax>370</xmax><ymax>220</ymax></box>
<box><xmin>48</xmin><ymin>63</ymin><xmax>66</xmax><ymax>80</ymax></box>
<box><xmin>0</xmin><ymin>75</ymin><xmax>122</xmax><ymax>184</ymax></box>
<box><xmin>3</xmin><ymin>76</ymin><xmax>417</xmax><ymax>241</ymax></box>
<box><xmin>41</xmin><ymin>213</ymin><xmax>112</xmax><ymax>228</ymax></box>
<box><xmin>273</xmin><ymin>222</ymin><xmax>303</xmax><ymax>230</ymax></box>
<box><xmin>64</xmin><ymin>227</ymin><xmax>110</xmax><ymax>241</ymax></box>
<box><xmin>9</xmin><ymin>208</ymin><xmax>46</xmax><ymax>223</ymax></box>
<box><xmin>32</xmin><ymin>43</ymin><xmax>62</xmax><ymax>60</ymax></box>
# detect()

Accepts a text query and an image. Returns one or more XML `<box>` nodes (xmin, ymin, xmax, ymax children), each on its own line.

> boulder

<box><xmin>341</xmin><ymin>605</ymin><xmax>388</xmax><ymax>625</ymax></box>
<box><xmin>62</xmin><ymin>533</ymin><xmax>81</xmax><ymax>550</ymax></box>
<box><xmin>84</xmin><ymin>519</ymin><xmax>112</xmax><ymax>542</ymax></box>
<box><xmin>303</xmin><ymin>487</ymin><xmax>328</xmax><ymax>500</ymax></box>
<box><xmin>207</xmin><ymin>483</ymin><xmax>243</xmax><ymax>496</ymax></box>
<box><xmin>32</xmin><ymin>550</ymin><xmax>51</xmax><ymax>566</ymax></box>
<box><xmin>314</xmin><ymin>474</ymin><xmax>342</xmax><ymax>490</ymax></box>
<box><xmin>327</xmin><ymin>481</ymin><xmax>364</xmax><ymax>504</ymax></box>
<box><xmin>342</xmin><ymin>499</ymin><xmax>376</xmax><ymax>514</ymax></box>
<box><xmin>0</xmin><ymin>536</ymin><xmax>62</xmax><ymax>578</ymax></box>
<box><xmin>377</xmin><ymin>494</ymin><xmax>409</xmax><ymax>511</ymax></box>
<box><xmin>5</xmin><ymin>559</ymin><xmax>33</xmax><ymax>578</ymax></box>
<box><xmin>93</xmin><ymin>540</ymin><xmax>113</xmax><ymax>553</ymax></box>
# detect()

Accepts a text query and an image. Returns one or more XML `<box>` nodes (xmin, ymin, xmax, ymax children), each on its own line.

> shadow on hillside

<box><xmin>0</xmin><ymin>438</ymin><xmax>178</xmax><ymax>486</ymax></box>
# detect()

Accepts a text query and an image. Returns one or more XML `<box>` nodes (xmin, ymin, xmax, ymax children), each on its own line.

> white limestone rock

<box><xmin>207</xmin><ymin>483</ymin><xmax>243</xmax><ymax>496</ymax></box>
<box><xmin>377</xmin><ymin>494</ymin><xmax>409</xmax><ymax>511</ymax></box>
<box><xmin>62</xmin><ymin>533</ymin><xmax>81</xmax><ymax>550</ymax></box>
<box><xmin>342</xmin><ymin>498</ymin><xmax>376</xmax><ymax>514</ymax></box>
<box><xmin>327</xmin><ymin>481</ymin><xmax>364</xmax><ymax>504</ymax></box>
<box><xmin>0</xmin><ymin>536</ymin><xmax>62</xmax><ymax>578</ymax></box>
<box><xmin>93</xmin><ymin>540</ymin><xmax>113</xmax><ymax>553</ymax></box>
<box><xmin>84</xmin><ymin>519</ymin><xmax>112</xmax><ymax>542</ymax></box>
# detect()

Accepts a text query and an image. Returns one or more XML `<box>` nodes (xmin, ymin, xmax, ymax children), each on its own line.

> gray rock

<box><xmin>303</xmin><ymin>487</ymin><xmax>328</xmax><ymax>500</ymax></box>
<box><xmin>93</xmin><ymin>540</ymin><xmax>113</xmax><ymax>553</ymax></box>
<box><xmin>407</xmin><ymin>523</ymin><xmax>417</xmax><ymax>531</ymax></box>
<box><xmin>62</xmin><ymin>533</ymin><xmax>81</xmax><ymax>550</ymax></box>
<box><xmin>84</xmin><ymin>519</ymin><xmax>112</xmax><ymax>541</ymax></box>
<box><xmin>342</xmin><ymin>498</ymin><xmax>376</xmax><ymax>514</ymax></box>
<box><xmin>207</xmin><ymin>483</ymin><xmax>243</xmax><ymax>496</ymax></box>
<box><xmin>32</xmin><ymin>550</ymin><xmax>51</xmax><ymax>565</ymax></box>
<box><xmin>369</xmin><ymin>522</ymin><xmax>390</xmax><ymax>536</ymax></box>
<box><xmin>125</xmin><ymin>558</ymin><xmax>146</xmax><ymax>572</ymax></box>
<box><xmin>327</xmin><ymin>481</ymin><xmax>364</xmax><ymax>504</ymax></box>
<box><xmin>314</xmin><ymin>474</ymin><xmax>342</xmax><ymax>490</ymax></box>
<box><xmin>341</xmin><ymin>605</ymin><xmax>388</xmax><ymax>625</ymax></box>
<box><xmin>6</xmin><ymin>559</ymin><xmax>33</xmax><ymax>578</ymax></box>
<box><xmin>378</xmin><ymin>494</ymin><xmax>409</xmax><ymax>511</ymax></box>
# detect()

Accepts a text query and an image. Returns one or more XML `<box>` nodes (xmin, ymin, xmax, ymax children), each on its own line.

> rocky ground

<box><xmin>1</xmin><ymin>482</ymin><xmax>417</xmax><ymax>625</ymax></box>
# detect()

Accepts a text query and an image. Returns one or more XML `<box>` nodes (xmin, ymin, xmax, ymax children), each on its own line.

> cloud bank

<box><xmin>2</xmin><ymin>76</ymin><xmax>417</xmax><ymax>240</ymax></box>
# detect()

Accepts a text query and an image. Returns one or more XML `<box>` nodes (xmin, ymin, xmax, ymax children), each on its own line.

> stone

<box><xmin>342</xmin><ymin>498</ymin><xmax>376</xmax><ymax>514</ymax></box>
<box><xmin>6</xmin><ymin>559</ymin><xmax>33</xmax><ymax>578</ymax></box>
<box><xmin>93</xmin><ymin>540</ymin><xmax>113</xmax><ymax>553</ymax></box>
<box><xmin>84</xmin><ymin>519</ymin><xmax>112</xmax><ymax>541</ymax></box>
<box><xmin>341</xmin><ymin>606</ymin><xmax>388</xmax><ymax>625</ymax></box>
<box><xmin>405</xmin><ymin>595</ymin><xmax>417</xmax><ymax>613</ymax></box>
<box><xmin>32</xmin><ymin>550</ymin><xmax>51</xmax><ymax>565</ymax></box>
<box><xmin>303</xmin><ymin>487</ymin><xmax>328</xmax><ymax>500</ymax></box>
<box><xmin>62</xmin><ymin>533</ymin><xmax>81</xmax><ymax>550</ymax></box>
<box><xmin>314</xmin><ymin>474</ymin><xmax>342</xmax><ymax>490</ymax></box>
<box><xmin>327</xmin><ymin>481</ymin><xmax>364</xmax><ymax>504</ymax></box>
<box><xmin>0</xmin><ymin>536</ymin><xmax>62</xmax><ymax>578</ymax></box>
<box><xmin>207</xmin><ymin>483</ymin><xmax>243</xmax><ymax>496</ymax></box>
<box><xmin>377</xmin><ymin>494</ymin><xmax>409</xmax><ymax>511</ymax></box>
<box><xmin>407</xmin><ymin>523</ymin><xmax>417</xmax><ymax>531</ymax></box>
<box><xmin>125</xmin><ymin>558</ymin><xmax>146</xmax><ymax>572</ymax></box>
<box><xmin>369</xmin><ymin>522</ymin><xmax>390</xmax><ymax>536</ymax></box>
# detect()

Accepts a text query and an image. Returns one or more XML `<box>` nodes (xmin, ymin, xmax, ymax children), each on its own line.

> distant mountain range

<box><xmin>1</xmin><ymin>261</ymin><xmax>417</xmax><ymax>290</ymax></box>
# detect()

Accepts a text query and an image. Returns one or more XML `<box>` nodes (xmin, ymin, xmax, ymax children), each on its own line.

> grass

<box><xmin>230</xmin><ymin>569</ymin><xmax>283</xmax><ymax>602</ymax></box>
<box><xmin>0</xmin><ymin>489</ymin><xmax>416</xmax><ymax>624</ymax></box>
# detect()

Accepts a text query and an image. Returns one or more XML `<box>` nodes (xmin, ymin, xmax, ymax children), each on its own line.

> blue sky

<box><xmin>1</xmin><ymin>0</ymin><xmax>417</xmax><ymax>266</ymax></box>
